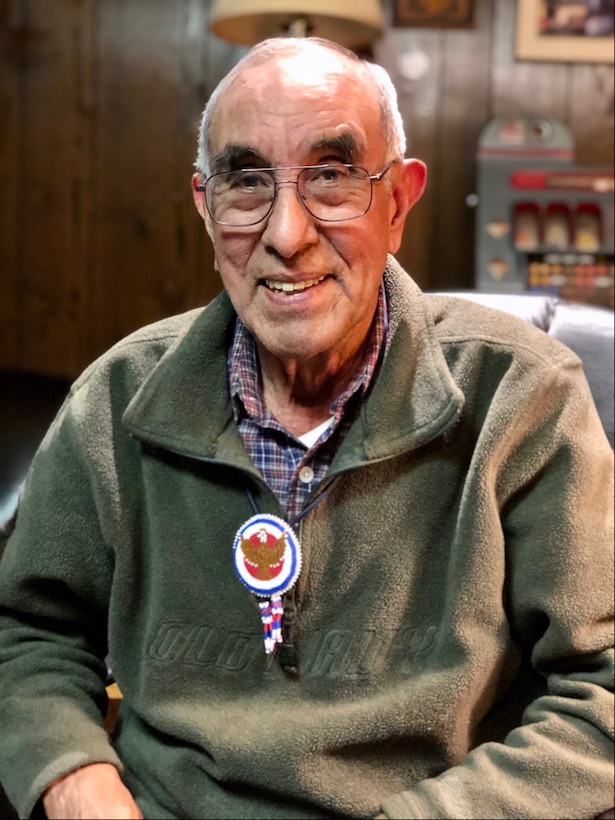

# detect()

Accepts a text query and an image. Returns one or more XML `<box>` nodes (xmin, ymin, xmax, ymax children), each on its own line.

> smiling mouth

<box><xmin>263</xmin><ymin>275</ymin><xmax>327</xmax><ymax>294</ymax></box>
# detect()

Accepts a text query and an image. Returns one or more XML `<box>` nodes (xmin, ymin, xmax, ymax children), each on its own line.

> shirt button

<box><xmin>299</xmin><ymin>466</ymin><xmax>315</xmax><ymax>484</ymax></box>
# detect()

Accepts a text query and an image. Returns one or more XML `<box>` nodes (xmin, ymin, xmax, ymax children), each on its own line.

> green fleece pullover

<box><xmin>0</xmin><ymin>259</ymin><xmax>613</xmax><ymax>819</ymax></box>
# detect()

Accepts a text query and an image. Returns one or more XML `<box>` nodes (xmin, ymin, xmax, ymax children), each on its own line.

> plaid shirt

<box><xmin>229</xmin><ymin>290</ymin><xmax>387</xmax><ymax>523</ymax></box>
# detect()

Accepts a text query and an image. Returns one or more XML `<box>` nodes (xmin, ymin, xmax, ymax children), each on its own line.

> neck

<box><xmin>258</xmin><ymin>344</ymin><xmax>366</xmax><ymax>437</ymax></box>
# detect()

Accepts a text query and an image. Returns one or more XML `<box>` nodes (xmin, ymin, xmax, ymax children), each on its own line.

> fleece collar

<box><xmin>122</xmin><ymin>256</ymin><xmax>464</xmax><ymax>468</ymax></box>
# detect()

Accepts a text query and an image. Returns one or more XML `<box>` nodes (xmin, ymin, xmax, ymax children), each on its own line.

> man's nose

<box><xmin>260</xmin><ymin>181</ymin><xmax>319</xmax><ymax>258</ymax></box>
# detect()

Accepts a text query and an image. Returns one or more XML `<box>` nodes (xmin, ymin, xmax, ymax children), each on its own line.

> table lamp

<box><xmin>209</xmin><ymin>0</ymin><xmax>384</xmax><ymax>51</ymax></box>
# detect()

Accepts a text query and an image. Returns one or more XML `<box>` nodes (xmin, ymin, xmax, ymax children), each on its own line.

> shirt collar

<box><xmin>229</xmin><ymin>286</ymin><xmax>388</xmax><ymax>427</ymax></box>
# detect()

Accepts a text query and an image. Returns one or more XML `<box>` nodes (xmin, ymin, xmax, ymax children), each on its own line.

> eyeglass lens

<box><xmin>206</xmin><ymin>165</ymin><xmax>373</xmax><ymax>226</ymax></box>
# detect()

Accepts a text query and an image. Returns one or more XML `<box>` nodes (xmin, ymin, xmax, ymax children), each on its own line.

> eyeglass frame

<box><xmin>194</xmin><ymin>161</ymin><xmax>396</xmax><ymax>227</ymax></box>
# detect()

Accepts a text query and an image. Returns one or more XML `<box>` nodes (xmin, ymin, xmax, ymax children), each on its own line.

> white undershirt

<box><xmin>297</xmin><ymin>416</ymin><xmax>335</xmax><ymax>449</ymax></box>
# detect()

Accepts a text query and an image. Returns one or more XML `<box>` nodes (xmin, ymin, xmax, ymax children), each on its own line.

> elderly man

<box><xmin>0</xmin><ymin>37</ymin><xmax>613</xmax><ymax>820</ymax></box>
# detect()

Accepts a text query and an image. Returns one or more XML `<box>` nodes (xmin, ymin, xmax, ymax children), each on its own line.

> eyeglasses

<box><xmin>195</xmin><ymin>162</ymin><xmax>395</xmax><ymax>227</ymax></box>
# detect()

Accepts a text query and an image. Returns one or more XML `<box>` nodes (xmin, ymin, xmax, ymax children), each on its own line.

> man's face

<box><xmin>193</xmin><ymin>49</ymin><xmax>425</xmax><ymax>366</ymax></box>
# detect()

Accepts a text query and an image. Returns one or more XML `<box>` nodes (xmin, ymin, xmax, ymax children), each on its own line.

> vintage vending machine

<box><xmin>474</xmin><ymin>117</ymin><xmax>614</xmax><ymax>308</ymax></box>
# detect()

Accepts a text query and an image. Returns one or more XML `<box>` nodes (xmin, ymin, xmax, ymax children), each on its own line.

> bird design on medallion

<box><xmin>240</xmin><ymin>529</ymin><xmax>287</xmax><ymax>580</ymax></box>
<box><xmin>233</xmin><ymin>514</ymin><xmax>302</xmax><ymax>597</ymax></box>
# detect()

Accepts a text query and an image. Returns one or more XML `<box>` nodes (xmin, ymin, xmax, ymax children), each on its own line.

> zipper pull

<box><xmin>278</xmin><ymin>588</ymin><xmax>299</xmax><ymax>677</ymax></box>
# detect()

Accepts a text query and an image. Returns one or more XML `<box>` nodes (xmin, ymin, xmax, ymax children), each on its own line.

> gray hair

<box><xmin>195</xmin><ymin>37</ymin><xmax>406</xmax><ymax>177</ymax></box>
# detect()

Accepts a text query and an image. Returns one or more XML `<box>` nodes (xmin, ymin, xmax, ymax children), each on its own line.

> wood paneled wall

<box><xmin>1</xmin><ymin>0</ymin><xmax>613</xmax><ymax>378</ymax></box>
<box><xmin>375</xmin><ymin>0</ymin><xmax>614</xmax><ymax>292</ymax></box>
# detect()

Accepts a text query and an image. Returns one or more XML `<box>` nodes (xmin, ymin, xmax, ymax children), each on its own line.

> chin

<box><xmin>259</xmin><ymin>330</ymin><xmax>333</xmax><ymax>363</ymax></box>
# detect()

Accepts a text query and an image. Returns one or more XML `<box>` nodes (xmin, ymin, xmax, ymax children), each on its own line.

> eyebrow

<box><xmin>210</xmin><ymin>132</ymin><xmax>360</xmax><ymax>174</ymax></box>
<box><xmin>311</xmin><ymin>133</ymin><xmax>359</xmax><ymax>164</ymax></box>
<box><xmin>210</xmin><ymin>145</ymin><xmax>269</xmax><ymax>174</ymax></box>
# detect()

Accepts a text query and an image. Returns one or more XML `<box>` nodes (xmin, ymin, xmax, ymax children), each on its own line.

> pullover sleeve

<box><xmin>381</xmin><ymin>351</ymin><xmax>614</xmax><ymax>818</ymax></box>
<box><xmin>0</xmin><ymin>373</ymin><xmax>125</xmax><ymax>817</ymax></box>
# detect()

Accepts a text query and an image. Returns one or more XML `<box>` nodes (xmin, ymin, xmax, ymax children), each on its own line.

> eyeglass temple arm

<box><xmin>369</xmin><ymin>160</ymin><xmax>396</xmax><ymax>182</ymax></box>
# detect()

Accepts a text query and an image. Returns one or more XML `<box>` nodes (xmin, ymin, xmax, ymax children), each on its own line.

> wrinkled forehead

<box><xmin>209</xmin><ymin>49</ymin><xmax>382</xmax><ymax>162</ymax></box>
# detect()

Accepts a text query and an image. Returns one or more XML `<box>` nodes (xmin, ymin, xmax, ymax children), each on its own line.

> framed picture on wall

<box><xmin>516</xmin><ymin>0</ymin><xmax>614</xmax><ymax>63</ymax></box>
<box><xmin>393</xmin><ymin>0</ymin><xmax>473</xmax><ymax>28</ymax></box>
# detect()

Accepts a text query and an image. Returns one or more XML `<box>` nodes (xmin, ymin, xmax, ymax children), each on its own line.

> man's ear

<box><xmin>388</xmin><ymin>159</ymin><xmax>427</xmax><ymax>254</ymax></box>
<box><xmin>191</xmin><ymin>173</ymin><xmax>214</xmax><ymax>241</ymax></box>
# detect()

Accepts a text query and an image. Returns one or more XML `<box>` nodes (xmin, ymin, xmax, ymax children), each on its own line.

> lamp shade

<box><xmin>209</xmin><ymin>0</ymin><xmax>384</xmax><ymax>50</ymax></box>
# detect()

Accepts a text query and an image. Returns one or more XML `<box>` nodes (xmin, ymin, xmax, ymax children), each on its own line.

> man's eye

<box><xmin>312</xmin><ymin>166</ymin><xmax>348</xmax><ymax>184</ymax></box>
<box><xmin>234</xmin><ymin>172</ymin><xmax>270</xmax><ymax>190</ymax></box>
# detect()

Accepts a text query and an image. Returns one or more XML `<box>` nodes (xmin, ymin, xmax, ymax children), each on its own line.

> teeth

<box><xmin>265</xmin><ymin>275</ymin><xmax>326</xmax><ymax>293</ymax></box>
